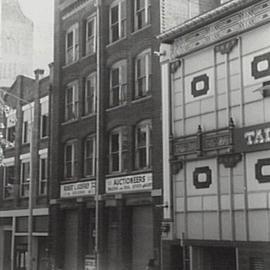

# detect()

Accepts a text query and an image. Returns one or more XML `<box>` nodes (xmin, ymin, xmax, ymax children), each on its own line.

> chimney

<box><xmin>34</xmin><ymin>69</ymin><xmax>45</xmax><ymax>81</ymax></box>
<box><xmin>48</xmin><ymin>62</ymin><xmax>54</xmax><ymax>85</ymax></box>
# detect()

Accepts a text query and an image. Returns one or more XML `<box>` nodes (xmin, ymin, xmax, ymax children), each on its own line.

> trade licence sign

<box><xmin>60</xmin><ymin>181</ymin><xmax>96</xmax><ymax>198</ymax></box>
<box><xmin>106</xmin><ymin>173</ymin><xmax>152</xmax><ymax>194</ymax></box>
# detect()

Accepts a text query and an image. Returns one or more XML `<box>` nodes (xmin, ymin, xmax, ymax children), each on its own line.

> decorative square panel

<box><xmin>193</xmin><ymin>166</ymin><xmax>212</xmax><ymax>189</ymax></box>
<box><xmin>191</xmin><ymin>74</ymin><xmax>209</xmax><ymax>97</ymax></box>
<box><xmin>255</xmin><ymin>158</ymin><xmax>270</xmax><ymax>183</ymax></box>
<box><xmin>251</xmin><ymin>52</ymin><xmax>270</xmax><ymax>79</ymax></box>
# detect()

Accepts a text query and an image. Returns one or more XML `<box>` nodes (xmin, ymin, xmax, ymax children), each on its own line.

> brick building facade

<box><xmin>0</xmin><ymin>67</ymin><xmax>52</xmax><ymax>270</ymax></box>
<box><xmin>50</xmin><ymin>1</ymin><xmax>163</xmax><ymax>270</ymax></box>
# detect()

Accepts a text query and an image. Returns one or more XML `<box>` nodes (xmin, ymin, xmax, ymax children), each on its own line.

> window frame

<box><xmin>83</xmin><ymin>135</ymin><xmax>96</xmax><ymax>178</ymax></box>
<box><xmin>39</xmin><ymin>151</ymin><xmax>48</xmax><ymax>196</ymax></box>
<box><xmin>20</xmin><ymin>158</ymin><xmax>30</xmax><ymax>198</ymax></box>
<box><xmin>109</xmin><ymin>0</ymin><xmax>127</xmax><ymax>43</ymax></box>
<box><xmin>64</xmin><ymin>140</ymin><xmax>76</xmax><ymax>180</ymax></box>
<box><xmin>22</xmin><ymin>104</ymin><xmax>33</xmax><ymax>144</ymax></box>
<box><xmin>3</xmin><ymin>159</ymin><xmax>15</xmax><ymax>200</ymax></box>
<box><xmin>135</xmin><ymin>120</ymin><xmax>152</xmax><ymax>170</ymax></box>
<box><xmin>84</xmin><ymin>73</ymin><xmax>96</xmax><ymax>116</ymax></box>
<box><xmin>109</xmin><ymin>127</ymin><xmax>128</xmax><ymax>173</ymax></box>
<box><xmin>109</xmin><ymin>60</ymin><xmax>127</xmax><ymax>107</ymax></box>
<box><xmin>65</xmin><ymin>23</ymin><xmax>79</xmax><ymax>65</ymax></box>
<box><xmin>5</xmin><ymin>109</ymin><xmax>16</xmax><ymax>147</ymax></box>
<box><xmin>40</xmin><ymin>96</ymin><xmax>49</xmax><ymax>139</ymax></box>
<box><xmin>134</xmin><ymin>49</ymin><xmax>152</xmax><ymax>99</ymax></box>
<box><xmin>65</xmin><ymin>81</ymin><xmax>79</xmax><ymax>122</ymax></box>
<box><xmin>85</xmin><ymin>15</ymin><xmax>96</xmax><ymax>55</ymax></box>
<box><xmin>134</xmin><ymin>0</ymin><xmax>151</xmax><ymax>31</ymax></box>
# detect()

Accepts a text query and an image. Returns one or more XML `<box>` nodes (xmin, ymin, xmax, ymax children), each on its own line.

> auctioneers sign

<box><xmin>106</xmin><ymin>173</ymin><xmax>152</xmax><ymax>194</ymax></box>
<box><xmin>61</xmin><ymin>181</ymin><xmax>96</xmax><ymax>198</ymax></box>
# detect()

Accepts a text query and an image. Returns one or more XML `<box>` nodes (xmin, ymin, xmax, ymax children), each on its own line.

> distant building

<box><xmin>160</xmin><ymin>0</ymin><xmax>270</xmax><ymax>269</ymax></box>
<box><xmin>0</xmin><ymin>66</ymin><xmax>52</xmax><ymax>270</ymax></box>
<box><xmin>0</xmin><ymin>0</ymin><xmax>34</xmax><ymax>87</ymax></box>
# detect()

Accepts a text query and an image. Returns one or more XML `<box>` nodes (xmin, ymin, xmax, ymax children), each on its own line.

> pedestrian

<box><xmin>145</xmin><ymin>258</ymin><xmax>156</xmax><ymax>270</ymax></box>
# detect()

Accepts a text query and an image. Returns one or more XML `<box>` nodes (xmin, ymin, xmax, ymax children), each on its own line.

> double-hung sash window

<box><xmin>22</xmin><ymin>104</ymin><xmax>33</xmax><ymax>144</ymax></box>
<box><xmin>135</xmin><ymin>120</ymin><xmax>152</xmax><ymax>169</ymax></box>
<box><xmin>109</xmin><ymin>127</ymin><xmax>128</xmax><ymax>173</ymax></box>
<box><xmin>110</xmin><ymin>60</ymin><xmax>127</xmax><ymax>107</ymax></box>
<box><xmin>65</xmin><ymin>81</ymin><xmax>79</xmax><ymax>121</ymax></box>
<box><xmin>110</xmin><ymin>0</ymin><xmax>126</xmax><ymax>43</ymax></box>
<box><xmin>39</xmin><ymin>151</ymin><xmax>48</xmax><ymax>195</ymax></box>
<box><xmin>20</xmin><ymin>158</ymin><xmax>30</xmax><ymax>197</ymax></box>
<box><xmin>135</xmin><ymin>49</ymin><xmax>151</xmax><ymax>98</ymax></box>
<box><xmin>40</xmin><ymin>96</ymin><xmax>49</xmax><ymax>138</ymax></box>
<box><xmin>65</xmin><ymin>23</ymin><xmax>79</xmax><ymax>65</ymax></box>
<box><xmin>3</xmin><ymin>159</ymin><xmax>15</xmax><ymax>199</ymax></box>
<box><xmin>84</xmin><ymin>73</ymin><xmax>96</xmax><ymax>115</ymax></box>
<box><xmin>6</xmin><ymin>109</ymin><xmax>16</xmax><ymax>147</ymax></box>
<box><xmin>84</xmin><ymin>135</ymin><xmax>95</xmax><ymax>177</ymax></box>
<box><xmin>86</xmin><ymin>16</ymin><xmax>96</xmax><ymax>55</ymax></box>
<box><xmin>134</xmin><ymin>0</ymin><xmax>151</xmax><ymax>30</ymax></box>
<box><xmin>64</xmin><ymin>141</ymin><xmax>76</xmax><ymax>179</ymax></box>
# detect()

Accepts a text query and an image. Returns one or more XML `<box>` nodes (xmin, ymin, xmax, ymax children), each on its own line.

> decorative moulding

<box><xmin>171</xmin><ymin>0</ymin><xmax>270</xmax><ymax>58</ymax></box>
<box><xmin>193</xmin><ymin>166</ymin><xmax>212</xmax><ymax>189</ymax></box>
<box><xmin>215</xmin><ymin>38</ymin><xmax>238</xmax><ymax>54</ymax></box>
<box><xmin>251</xmin><ymin>52</ymin><xmax>270</xmax><ymax>79</ymax></box>
<box><xmin>218</xmin><ymin>153</ymin><xmax>242</xmax><ymax>168</ymax></box>
<box><xmin>255</xmin><ymin>158</ymin><xmax>270</xmax><ymax>183</ymax></box>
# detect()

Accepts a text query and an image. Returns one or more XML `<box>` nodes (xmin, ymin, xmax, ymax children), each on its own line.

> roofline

<box><xmin>158</xmin><ymin>0</ymin><xmax>261</xmax><ymax>43</ymax></box>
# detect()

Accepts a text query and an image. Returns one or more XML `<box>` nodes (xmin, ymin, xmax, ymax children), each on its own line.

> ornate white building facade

<box><xmin>160</xmin><ymin>0</ymin><xmax>270</xmax><ymax>269</ymax></box>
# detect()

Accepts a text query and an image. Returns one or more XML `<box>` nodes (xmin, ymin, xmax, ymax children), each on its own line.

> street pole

<box><xmin>95</xmin><ymin>0</ymin><xmax>101</xmax><ymax>270</ymax></box>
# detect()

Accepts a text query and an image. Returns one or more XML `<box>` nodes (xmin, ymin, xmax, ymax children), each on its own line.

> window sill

<box><xmin>106</xmin><ymin>171</ymin><xmax>129</xmax><ymax>178</ymax></box>
<box><xmin>81</xmin><ymin>52</ymin><xmax>96</xmax><ymax>61</ymax></box>
<box><xmin>80</xmin><ymin>176</ymin><xmax>96</xmax><ymax>181</ymax></box>
<box><xmin>131</xmin><ymin>95</ymin><xmax>152</xmax><ymax>104</ymax></box>
<box><xmin>40</xmin><ymin>136</ymin><xmax>49</xmax><ymax>140</ymax></box>
<box><xmin>106</xmin><ymin>103</ymin><xmax>127</xmax><ymax>112</ymax></box>
<box><xmin>132</xmin><ymin>24</ymin><xmax>151</xmax><ymax>35</ymax></box>
<box><xmin>62</xmin><ymin>60</ymin><xmax>80</xmax><ymax>69</ymax></box>
<box><xmin>106</xmin><ymin>36</ymin><xmax>127</xmax><ymax>48</ymax></box>
<box><xmin>61</xmin><ymin>118</ymin><xmax>79</xmax><ymax>126</ymax></box>
<box><xmin>81</xmin><ymin>113</ymin><xmax>96</xmax><ymax>120</ymax></box>
<box><xmin>61</xmin><ymin>178</ymin><xmax>78</xmax><ymax>184</ymax></box>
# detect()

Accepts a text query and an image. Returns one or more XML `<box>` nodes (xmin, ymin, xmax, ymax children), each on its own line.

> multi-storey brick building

<box><xmin>160</xmin><ymin>0</ymin><xmax>270</xmax><ymax>269</ymax></box>
<box><xmin>51</xmin><ymin>1</ymin><xmax>163</xmax><ymax>270</ymax></box>
<box><xmin>0</xmin><ymin>67</ymin><xmax>52</xmax><ymax>270</ymax></box>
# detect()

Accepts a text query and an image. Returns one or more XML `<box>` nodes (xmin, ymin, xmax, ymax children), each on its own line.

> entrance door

<box><xmin>3</xmin><ymin>231</ymin><xmax>12</xmax><ymax>270</ymax></box>
<box><xmin>192</xmin><ymin>246</ymin><xmax>236</xmax><ymax>270</ymax></box>
<box><xmin>132</xmin><ymin>206</ymin><xmax>153</xmax><ymax>270</ymax></box>
<box><xmin>15</xmin><ymin>244</ymin><xmax>28</xmax><ymax>270</ymax></box>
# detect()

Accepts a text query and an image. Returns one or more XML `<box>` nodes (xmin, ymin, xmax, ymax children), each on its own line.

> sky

<box><xmin>18</xmin><ymin>0</ymin><xmax>54</xmax><ymax>76</ymax></box>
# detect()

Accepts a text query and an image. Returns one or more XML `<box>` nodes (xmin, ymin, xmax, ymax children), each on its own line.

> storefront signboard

<box><xmin>60</xmin><ymin>181</ymin><xmax>95</xmax><ymax>198</ymax></box>
<box><xmin>106</xmin><ymin>173</ymin><xmax>152</xmax><ymax>194</ymax></box>
<box><xmin>84</xmin><ymin>255</ymin><xmax>96</xmax><ymax>270</ymax></box>
<box><xmin>234</xmin><ymin>123</ymin><xmax>270</xmax><ymax>153</ymax></box>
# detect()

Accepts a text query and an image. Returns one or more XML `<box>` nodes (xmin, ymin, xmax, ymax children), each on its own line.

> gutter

<box><xmin>158</xmin><ymin>0</ymin><xmax>262</xmax><ymax>43</ymax></box>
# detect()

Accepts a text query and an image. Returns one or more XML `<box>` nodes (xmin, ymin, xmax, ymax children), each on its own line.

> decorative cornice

<box><xmin>62</xmin><ymin>0</ymin><xmax>95</xmax><ymax>20</ymax></box>
<box><xmin>163</xmin><ymin>0</ymin><xmax>270</xmax><ymax>58</ymax></box>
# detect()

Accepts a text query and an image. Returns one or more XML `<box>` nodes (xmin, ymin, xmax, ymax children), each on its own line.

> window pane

<box><xmin>67</xmin><ymin>31</ymin><xmax>73</xmax><ymax>48</ymax></box>
<box><xmin>112</xmin><ymin>153</ymin><xmax>119</xmax><ymax>171</ymax></box>
<box><xmin>111</xmin><ymin>6</ymin><xmax>119</xmax><ymax>24</ymax></box>
<box><xmin>111</xmin><ymin>133</ymin><xmax>119</xmax><ymax>152</ymax></box>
